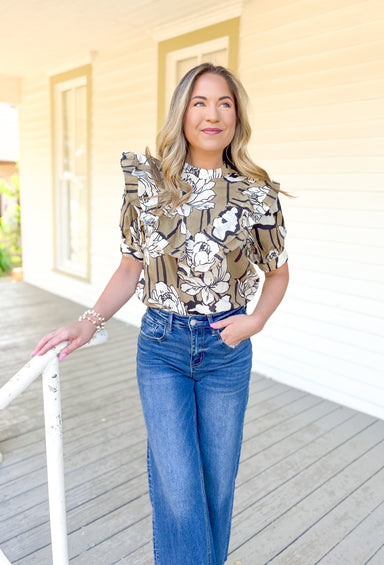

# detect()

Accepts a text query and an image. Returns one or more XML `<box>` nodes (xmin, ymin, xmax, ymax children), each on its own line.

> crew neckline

<box><xmin>182</xmin><ymin>161</ymin><xmax>223</xmax><ymax>180</ymax></box>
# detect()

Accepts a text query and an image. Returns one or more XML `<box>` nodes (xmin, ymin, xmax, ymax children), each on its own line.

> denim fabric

<box><xmin>136</xmin><ymin>306</ymin><xmax>252</xmax><ymax>565</ymax></box>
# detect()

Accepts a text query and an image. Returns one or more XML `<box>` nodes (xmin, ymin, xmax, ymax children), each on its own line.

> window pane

<box><xmin>75</xmin><ymin>85</ymin><xmax>87</xmax><ymax>177</ymax></box>
<box><xmin>62</xmin><ymin>89</ymin><xmax>73</xmax><ymax>173</ymax></box>
<box><xmin>55</xmin><ymin>76</ymin><xmax>89</xmax><ymax>278</ymax></box>
<box><xmin>201</xmin><ymin>48</ymin><xmax>228</xmax><ymax>67</ymax></box>
<box><xmin>176</xmin><ymin>56</ymin><xmax>198</xmax><ymax>82</ymax></box>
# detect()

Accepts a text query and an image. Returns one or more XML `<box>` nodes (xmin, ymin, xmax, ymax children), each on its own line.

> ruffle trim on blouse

<box><xmin>120</xmin><ymin>151</ymin><xmax>281</xmax><ymax>264</ymax></box>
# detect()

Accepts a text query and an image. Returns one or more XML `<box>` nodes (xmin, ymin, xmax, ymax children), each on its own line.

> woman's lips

<box><xmin>202</xmin><ymin>128</ymin><xmax>222</xmax><ymax>135</ymax></box>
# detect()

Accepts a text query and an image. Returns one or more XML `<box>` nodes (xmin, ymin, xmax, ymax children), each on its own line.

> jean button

<box><xmin>190</xmin><ymin>319</ymin><xmax>197</xmax><ymax>326</ymax></box>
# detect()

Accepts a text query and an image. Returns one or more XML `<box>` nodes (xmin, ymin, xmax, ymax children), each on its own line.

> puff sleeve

<box><xmin>247</xmin><ymin>194</ymin><xmax>288</xmax><ymax>272</ymax></box>
<box><xmin>119</xmin><ymin>153</ymin><xmax>144</xmax><ymax>261</ymax></box>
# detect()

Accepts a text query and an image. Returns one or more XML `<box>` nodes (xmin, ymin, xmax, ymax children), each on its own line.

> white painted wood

<box><xmin>0</xmin><ymin>327</ymin><xmax>108</xmax><ymax>564</ymax></box>
<box><xmin>42</xmin><ymin>358</ymin><xmax>69</xmax><ymax>565</ymax></box>
<box><xmin>0</xmin><ymin>344</ymin><xmax>67</xmax><ymax>410</ymax></box>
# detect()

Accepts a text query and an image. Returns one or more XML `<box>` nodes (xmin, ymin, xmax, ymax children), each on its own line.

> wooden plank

<box><xmin>112</xmin><ymin>541</ymin><xmax>153</xmax><ymax>564</ymax></box>
<box><xmin>0</xmin><ymin>398</ymin><xmax>145</xmax><ymax>488</ymax></box>
<box><xmin>235</xmin><ymin>412</ymin><xmax>375</xmax><ymax>510</ymax></box>
<box><xmin>228</xmin><ymin>423</ymin><xmax>384</xmax><ymax>563</ymax></box>
<box><xmin>242</xmin><ymin>398</ymin><xmax>336</xmax><ymax>459</ymax></box>
<box><xmin>314</xmin><ymin>501</ymin><xmax>384</xmax><ymax>564</ymax></box>
<box><xmin>237</xmin><ymin>406</ymin><xmax>357</xmax><ymax>491</ymax></box>
<box><xmin>364</xmin><ymin>544</ymin><xmax>384</xmax><ymax>565</ymax></box>
<box><xmin>266</xmin><ymin>468</ymin><xmax>384</xmax><ymax>564</ymax></box>
<box><xmin>1</xmin><ymin>428</ymin><xmax>147</xmax><ymax>511</ymax></box>
<box><xmin>20</xmin><ymin>513</ymin><xmax>154</xmax><ymax>565</ymax></box>
<box><xmin>1</xmin><ymin>450</ymin><xmax>148</xmax><ymax>542</ymax></box>
<box><xmin>2</xmin><ymin>474</ymin><xmax>151</xmax><ymax>562</ymax></box>
<box><xmin>244</xmin><ymin>389</ymin><xmax>310</xmax><ymax>433</ymax></box>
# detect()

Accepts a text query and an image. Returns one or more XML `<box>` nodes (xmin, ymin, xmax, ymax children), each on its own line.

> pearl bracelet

<box><xmin>78</xmin><ymin>309</ymin><xmax>106</xmax><ymax>332</ymax></box>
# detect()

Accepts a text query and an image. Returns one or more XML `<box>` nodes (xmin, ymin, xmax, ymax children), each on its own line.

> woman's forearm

<box><xmin>92</xmin><ymin>255</ymin><xmax>143</xmax><ymax>321</ymax></box>
<box><xmin>249</xmin><ymin>262</ymin><xmax>289</xmax><ymax>330</ymax></box>
<box><xmin>31</xmin><ymin>255</ymin><xmax>143</xmax><ymax>358</ymax></box>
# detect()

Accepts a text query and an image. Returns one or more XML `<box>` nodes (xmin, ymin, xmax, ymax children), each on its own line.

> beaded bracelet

<box><xmin>78</xmin><ymin>309</ymin><xmax>106</xmax><ymax>332</ymax></box>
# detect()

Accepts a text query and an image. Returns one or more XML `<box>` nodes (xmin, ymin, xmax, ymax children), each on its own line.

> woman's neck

<box><xmin>186</xmin><ymin>150</ymin><xmax>223</xmax><ymax>170</ymax></box>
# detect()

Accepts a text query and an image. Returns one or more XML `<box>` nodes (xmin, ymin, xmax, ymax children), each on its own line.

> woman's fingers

<box><xmin>58</xmin><ymin>333</ymin><xmax>90</xmax><ymax>359</ymax></box>
<box><xmin>31</xmin><ymin>323</ymin><xmax>93</xmax><ymax>358</ymax></box>
<box><xmin>209</xmin><ymin>318</ymin><xmax>232</xmax><ymax>330</ymax></box>
<box><xmin>31</xmin><ymin>330</ymin><xmax>65</xmax><ymax>357</ymax></box>
<box><xmin>211</xmin><ymin>314</ymin><xmax>262</xmax><ymax>346</ymax></box>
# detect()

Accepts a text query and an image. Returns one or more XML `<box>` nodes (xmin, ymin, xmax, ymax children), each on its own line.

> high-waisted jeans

<box><xmin>136</xmin><ymin>306</ymin><xmax>252</xmax><ymax>565</ymax></box>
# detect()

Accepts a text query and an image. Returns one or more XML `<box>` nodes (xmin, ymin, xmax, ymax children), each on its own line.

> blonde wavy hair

<box><xmin>146</xmin><ymin>63</ymin><xmax>279</xmax><ymax>213</ymax></box>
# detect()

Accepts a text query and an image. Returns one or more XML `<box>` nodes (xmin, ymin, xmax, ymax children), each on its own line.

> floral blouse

<box><xmin>120</xmin><ymin>152</ymin><xmax>287</xmax><ymax>315</ymax></box>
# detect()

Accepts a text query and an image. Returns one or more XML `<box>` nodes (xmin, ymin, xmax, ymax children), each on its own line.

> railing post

<box><xmin>0</xmin><ymin>329</ymin><xmax>108</xmax><ymax>564</ymax></box>
<box><xmin>42</xmin><ymin>357</ymin><xmax>68</xmax><ymax>565</ymax></box>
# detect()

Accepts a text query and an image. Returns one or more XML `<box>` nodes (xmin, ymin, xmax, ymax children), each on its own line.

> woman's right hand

<box><xmin>31</xmin><ymin>321</ymin><xmax>97</xmax><ymax>360</ymax></box>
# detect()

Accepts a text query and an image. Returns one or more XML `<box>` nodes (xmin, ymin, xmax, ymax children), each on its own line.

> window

<box><xmin>165</xmin><ymin>37</ymin><xmax>229</xmax><ymax>111</ymax></box>
<box><xmin>50</xmin><ymin>65</ymin><xmax>91</xmax><ymax>280</ymax></box>
<box><xmin>158</xmin><ymin>18</ymin><xmax>239</xmax><ymax>130</ymax></box>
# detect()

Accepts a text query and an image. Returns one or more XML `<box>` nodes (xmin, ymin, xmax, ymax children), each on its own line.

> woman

<box><xmin>32</xmin><ymin>63</ymin><xmax>289</xmax><ymax>565</ymax></box>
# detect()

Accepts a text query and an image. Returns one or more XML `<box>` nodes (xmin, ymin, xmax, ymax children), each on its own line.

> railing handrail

<box><xmin>0</xmin><ymin>329</ymin><xmax>108</xmax><ymax>410</ymax></box>
<box><xmin>0</xmin><ymin>329</ymin><xmax>108</xmax><ymax>565</ymax></box>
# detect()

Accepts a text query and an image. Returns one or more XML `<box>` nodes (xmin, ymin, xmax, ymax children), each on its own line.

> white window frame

<box><xmin>165</xmin><ymin>36</ymin><xmax>229</xmax><ymax>110</ymax></box>
<box><xmin>52</xmin><ymin>72</ymin><xmax>90</xmax><ymax>280</ymax></box>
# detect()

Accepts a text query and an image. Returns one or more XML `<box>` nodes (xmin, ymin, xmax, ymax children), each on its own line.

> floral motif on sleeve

<box><xmin>243</xmin><ymin>185</ymin><xmax>271</xmax><ymax>221</ymax></box>
<box><xmin>132</xmin><ymin>169</ymin><xmax>159</xmax><ymax>210</ymax></box>
<box><xmin>120</xmin><ymin>204</ymin><xmax>144</xmax><ymax>261</ymax></box>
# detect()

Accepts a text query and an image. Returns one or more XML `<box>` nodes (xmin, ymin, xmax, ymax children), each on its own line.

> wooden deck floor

<box><xmin>0</xmin><ymin>281</ymin><xmax>383</xmax><ymax>565</ymax></box>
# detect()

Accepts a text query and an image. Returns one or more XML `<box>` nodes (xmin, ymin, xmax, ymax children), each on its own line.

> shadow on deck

<box><xmin>0</xmin><ymin>282</ymin><xmax>383</xmax><ymax>565</ymax></box>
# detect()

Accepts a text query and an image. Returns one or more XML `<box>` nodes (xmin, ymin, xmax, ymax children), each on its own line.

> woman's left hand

<box><xmin>210</xmin><ymin>314</ymin><xmax>264</xmax><ymax>347</ymax></box>
<box><xmin>211</xmin><ymin>263</ymin><xmax>289</xmax><ymax>346</ymax></box>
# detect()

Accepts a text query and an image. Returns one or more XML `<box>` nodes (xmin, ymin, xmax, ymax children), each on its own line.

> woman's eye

<box><xmin>220</xmin><ymin>102</ymin><xmax>231</xmax><ymax>108</ymax></box>
<box><xmin>194</xmin><ymin>102</ymin><xmax>205</xmax><ymax>107</ymax></box>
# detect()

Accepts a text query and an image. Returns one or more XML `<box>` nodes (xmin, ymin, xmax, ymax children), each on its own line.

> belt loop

<box><xmin>168</xmin><ymin>311</ymin><xmax>173</xmax><ymax>332</ymax></box>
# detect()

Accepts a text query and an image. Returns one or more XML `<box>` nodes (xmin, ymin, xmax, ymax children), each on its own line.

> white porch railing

<box><xmin>0</xmin><ymin>330</ymin><xmax>108</xmax><ymax>565</ymax></box>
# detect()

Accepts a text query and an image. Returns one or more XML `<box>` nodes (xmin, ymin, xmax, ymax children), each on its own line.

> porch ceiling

<box><xmin>0</xmin><ymin>0</ymin><xmax>234</xmax><ymax>78</ymax></box>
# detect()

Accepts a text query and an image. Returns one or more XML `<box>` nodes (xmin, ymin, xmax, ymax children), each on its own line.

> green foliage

<box><xmin>0</xmin><ymin>171</ymin><xmax>22</xmax><ymax>272</ymax></box>
<box><xmin>0</xmin><ymin>246</ymin><xmax>12</xmax><ymax>273</ymax></box>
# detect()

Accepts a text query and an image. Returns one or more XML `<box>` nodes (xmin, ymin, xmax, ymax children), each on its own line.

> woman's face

<box><xmin>183</xmin><ymin>72</ymin><xmax>237</xmax><ymax>169</ymax></box>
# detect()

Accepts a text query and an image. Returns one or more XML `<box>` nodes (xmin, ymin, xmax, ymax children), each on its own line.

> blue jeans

<box><xmin>136</xmin><ymin>306</ymin><xmax>252</xmax><ymax>565</ymax></box>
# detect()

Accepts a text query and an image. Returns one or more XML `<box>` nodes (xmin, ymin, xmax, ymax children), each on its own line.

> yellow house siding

<box><xmin>241</xmin><ymin>0</ymin><xmax>384</xmax><ymax>418</ymax></box>
<box><xmin>91</xmin><ymin>39</ymin><xmax>157</xmax><ymax>315</ymax></box>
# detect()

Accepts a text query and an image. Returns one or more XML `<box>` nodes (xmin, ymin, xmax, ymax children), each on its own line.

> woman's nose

<box><xmin>206</xmin><ymin>104</ymin><xmax>219</xmax><ymax>121</ymax></box>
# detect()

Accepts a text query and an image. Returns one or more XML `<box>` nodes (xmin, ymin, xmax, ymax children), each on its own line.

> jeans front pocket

<box><xmin>215</xmin><ymin>328</ymin><xmax>239</xmax><ymax>349</ymax></box>
<box><xmin>140</xmin><ymin>312</ymin><xmax>168</xmax><ymax>342</ymax></box>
